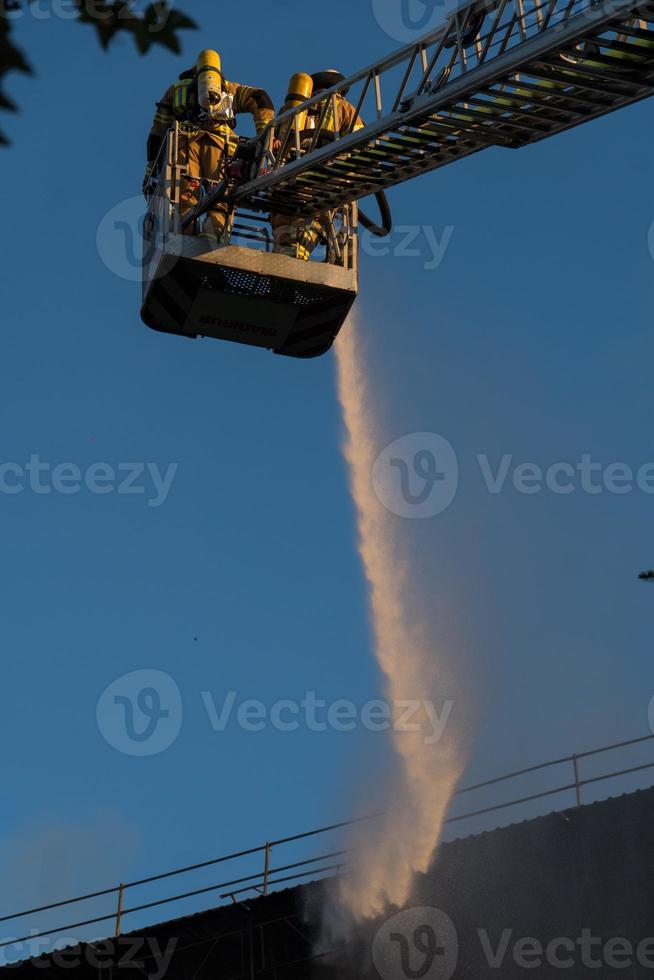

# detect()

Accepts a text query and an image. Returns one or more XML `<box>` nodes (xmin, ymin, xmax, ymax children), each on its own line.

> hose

<box><xmin>358</xmin><ymin>191</ymin><xmax>392</xmax><ymax>238</ymax></box>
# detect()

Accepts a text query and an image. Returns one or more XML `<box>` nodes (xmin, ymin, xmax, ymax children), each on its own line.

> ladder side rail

<box><xmin>515</xmin><ymin>0</ymin><xmax>529</xmax><ymax>40</ymax></box>
<box><xmin>258</xmin><ymin>0</ymin><xmax>588</xmax><ymax>167</ymax></box>
<box><xmin>457</xmin><ymin>10</ymin><xmax>468</xmax><ymax>70</ymax></box>
<box><xmin>252</xmin><ymin>13</ymin><xmax>468</xmax><ymax>155</ymax></box>
<box><xmin>495</xmin><ymin>10</ymin><xmax>520</xmax><ymax>58</ymax></box>
<box><xmin>560</xmin><ymin>0</ymin><xmax>582</xmax><ymax>28</ymax></box>
<box><xmin>349</xmin><ymin>71</ymin><xmax>374</xmax><ymax>131</ymax></box>
<box><xmin>393</xmin><ymin>48</ymin><xmax>420</xmax><ymax>111</ymax></box>
<box><xmin>417</xmin><ymin>29</ymin><xmax>451</xmax><ymax>94</ymax></box>
<box><xmin>478</xmin><ymin>0</ymin><xmax>512</xmax><ymax>64</ymax></box>
<box><xmin>540</xmin><ymin>0</ymin><xmax>564</xmax><ymax>32</ymax></box>
<box><xmin>272</xmin><ymin>112</ymin><xmax>294</xmax><ymax>174</ymax></box>
<box><xmin>236</xmin><ymin>0</ymin><xmax>650</xmax><ymax>205</ymax></box>
<box><xmin>253</xmin><ymin>1</ymin><xmax>501</xmax><ymax>160</ymax></box>
<box><xmin>533</xmin><ymin>0</ymin><xmax>546</xmax><ymax>29</ymax></box>
<box><xmin>307</xmin><ymin>93</ymin><xmax>335</xmax><ymax>154</ymax></box>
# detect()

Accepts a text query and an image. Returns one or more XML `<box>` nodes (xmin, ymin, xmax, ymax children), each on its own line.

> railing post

<box><xmin>263</xmin><ymin>843</ymin><xmax>272</xmax><ymax>895</ymax></box>
<box><xmin>170</xmin><ymin>123</ymin><xmax>182</xmax><ymax>234</ymax></box>
<box><xmin>114</xmin><ymin>883</ymin><xmax>125</xmax><ymax>937</ymax></box>
<box><xmin>374</xmin><ymin>70</ymin><xmax>383</xmax><ymax>118</ymax></box>
<box><xmin>573</xmin><ymin>754</ymin><xmax>582</xmax><ymax>808</ymax></box>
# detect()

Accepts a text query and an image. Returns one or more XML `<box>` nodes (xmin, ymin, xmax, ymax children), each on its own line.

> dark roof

<box><xmin>4</xmin><ymin>786</ymin><xmax>654</xmax><ymax>979</ymax></box>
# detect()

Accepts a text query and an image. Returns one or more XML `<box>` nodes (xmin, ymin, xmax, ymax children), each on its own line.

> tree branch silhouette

<box><xmin>1</xmin><ymin>0</ymin><xmax>197</xmax><ymax>145</ymax></box>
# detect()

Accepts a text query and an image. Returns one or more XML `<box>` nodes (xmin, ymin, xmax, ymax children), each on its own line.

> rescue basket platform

<box><xmin>141</xmin><ymin>124</ymin><xmax>359</xmax><ymax>359</ymax></box>
<box><xmin>141</xmin><ymin>236</ymin><xmax>358</xmax><ymax>359</ymax></box>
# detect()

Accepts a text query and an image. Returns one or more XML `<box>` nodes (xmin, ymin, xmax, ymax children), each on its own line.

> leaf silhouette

<box><xmin>0</xmin><ymin>0</ymin><xmax>197</xmax><ymax>144</ymax></box>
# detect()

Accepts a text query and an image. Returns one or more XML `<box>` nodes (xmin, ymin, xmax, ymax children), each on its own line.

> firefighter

<box><xmin>144</xmin><ymin>50</ymin><xmax>275</xmax><ymax>244</ymax></box>
<box><xmin>272</xmin><ymin>70</ymin><xmax>364</xmax><ymax>260</ymax></box>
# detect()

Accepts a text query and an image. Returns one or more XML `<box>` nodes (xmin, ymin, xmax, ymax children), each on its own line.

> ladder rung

<box><xmin>300</xmin><ymin>167</ymin><xmax>387</xmax><ymax>188</ymax></box>
<box><xmin>440</xmin><ymin>104</ymin><xmax>553</xmax><ymax>138</ymax></box>
<box><xmin>481</xmin><ymin>92</ymin><xmax>584</xmax><ymax>121</ymax></box>
<box><xmin>465</xmin><ymin>91</ymin><xmax>581</xmax><ymax>123</ymax></box>
<box><xmin>360</xmin><ymin>141</ymin><xmax>422</xmax><ymax>160</ymax></box>
<box><xmin>554</xmin><ymin>47</ymin><xmax>645</xmax><ymax>78</ymax></box>
<box><xmin>414</xmin><ymin>117</ymin><xmax>512</xmax><ymax>146</ymax></box>
<box><xmin>383</xmin><ymin>132</ymin><xmax>442</xmax><ymax>150</ymax></box>
<box><xmin>530</xmin><ymin>62</ymin><xmax>646</xmax><ymax>97</ymax></box>
<box><xmin>497</xmin><ymin>76</ymin><xmax>613</xmax><ymax>111</ymax></box>
<box><xmin>612</xmin><ymin>23</ymin><xmax>654</xmax><ymax>42</ymax></box>
<box><xmin>338</xmin><ymin>154</ymin><xmax>398</xmax><ymax>173</ymax></box>
<box><xmin>322</xmin><ymin>161</ymin><xmax>389</xmax><ymax>181</ymax></box>
<box><xmin>596</xmin><ymin>36</ymin><xmax>654</xmax><ymax>58</ymax></box>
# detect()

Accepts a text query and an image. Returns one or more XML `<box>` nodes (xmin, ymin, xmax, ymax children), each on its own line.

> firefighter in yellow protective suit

<box><xmin>145</xmin><ymin>50</ymin><xmax>275</xmax><ymax>244</ymax></box>
<box><xmin>272</xmin><ymin>70</ymin><xmax>364</xmax><ymax>261</ymax></box>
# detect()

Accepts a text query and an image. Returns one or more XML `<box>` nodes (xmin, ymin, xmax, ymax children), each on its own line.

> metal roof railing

<box><xmin>1</xmin><ymin>731</ymin><xmax>653</xmax><ymax>958</ymax></box>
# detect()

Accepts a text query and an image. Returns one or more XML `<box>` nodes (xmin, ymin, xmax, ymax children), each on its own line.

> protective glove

<box><xmin>253</xmin><ymin>107</ymin><xmax>275</xmax><ymax>136</ymax></box>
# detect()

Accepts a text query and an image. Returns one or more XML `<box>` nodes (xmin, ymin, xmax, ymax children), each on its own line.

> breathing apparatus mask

<box><xmin>196</xmin><ymin>49</ymin><xmax>235</xmax><ymax>124</ymax></box>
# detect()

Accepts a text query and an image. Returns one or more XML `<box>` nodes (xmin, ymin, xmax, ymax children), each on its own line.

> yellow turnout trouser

<box><xmin>271</xmin><ymin>213</ymin><xmax>327</xmax><ymax>261</ymax></box>
<box><xmin>179</xmin><ymin>130</ymin><xmax>233</xmax><ymax>242</ymax></box>
<box><xmin>271</xmin><ymin>213</ymin><xmax>302</xmax><ymax>256</ymax></box>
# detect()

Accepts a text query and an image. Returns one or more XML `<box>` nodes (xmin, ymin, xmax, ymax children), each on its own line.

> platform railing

<box><xmin>143</xmin><ymin>125</ymin><xmax>359</xmax><ymax>271</ymax></box>
<box><xmin>145</xmin><ymin>126</ymin><xmax>272</xmax><ymax>249</ymax></box>
<box><xmin>1</xmin><ymin>731</ymin><xmax>653</xmax><ymax>957</ymax></box>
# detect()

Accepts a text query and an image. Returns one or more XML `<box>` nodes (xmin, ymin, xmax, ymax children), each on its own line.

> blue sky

<box><xmin>1</xmin><ymin>0</ymin><xmax>654</xmax><ymax>954</ymax></box>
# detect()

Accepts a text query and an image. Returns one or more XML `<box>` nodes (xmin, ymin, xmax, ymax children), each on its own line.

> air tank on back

<box><xmin>196</xmin><ymin>49</ymin><xmax>223</xmax><ymax>109</ymax></box>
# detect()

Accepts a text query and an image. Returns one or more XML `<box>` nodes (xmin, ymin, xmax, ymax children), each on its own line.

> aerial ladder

<box><xmin>141</xmin><ymin>0</ymin><xmax>654</xmax><ymax>358</ymax></box>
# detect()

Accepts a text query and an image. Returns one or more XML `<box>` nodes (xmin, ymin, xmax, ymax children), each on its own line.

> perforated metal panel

<box><xmin>190</xmin><ymin>264</ymin><xmax>335</xmax><ymax>305</ymax></box>
<box><xmin>201</xmin><ymin>267</ymin><xmax>273</xmax><ymax>298</ymax></box>
<box><xmin>141</xmin><ymin>249</ymin><xmax>357</xmax><ymax>358</ymax></box>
